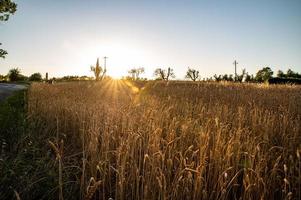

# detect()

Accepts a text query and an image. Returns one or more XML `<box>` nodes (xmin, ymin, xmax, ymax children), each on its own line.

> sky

<box><xmin>0</xmin><ymin>0</ymin><xmax>301</xmax><ymax>79</ymax></box>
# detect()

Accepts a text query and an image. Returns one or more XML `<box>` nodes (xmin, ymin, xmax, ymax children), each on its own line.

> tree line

<box><xmin>1</xmin><ymin>65</ymin><xmax>300</xmax><ymax>84</ymax></box>
<box><xmin>0</xmin><ymin>68</ymin><xmax>42</xmax><ymax>82</ymax></box>
<box><xmin>126</xmin><ymin>66</ymin><xmax>301</xmax><ymax>84</ymax></box>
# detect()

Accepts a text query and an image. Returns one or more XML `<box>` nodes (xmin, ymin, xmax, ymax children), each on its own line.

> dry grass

<box><xmin>27</xmin><ymin>80</ymin><xmax>301</xmax><ymax>200</ymax></box>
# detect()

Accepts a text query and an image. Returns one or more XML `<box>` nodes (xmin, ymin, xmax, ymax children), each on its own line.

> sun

<box><xmin>78</xmin><ymin>40</ymin><xmax>147</xmax><ymax>79</ymax></box>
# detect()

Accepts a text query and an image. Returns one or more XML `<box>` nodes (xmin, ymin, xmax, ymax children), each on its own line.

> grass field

<box><xmin>1</xmin><ymin>80</ymin><xmax>301</xmax><ymax>199</ymax></box>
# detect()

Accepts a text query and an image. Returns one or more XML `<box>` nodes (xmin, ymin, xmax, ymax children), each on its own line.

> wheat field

<box><xmin>26</xmin><ymin>80</ymin><xmax>300</xmax><ymax>200</ymax></box>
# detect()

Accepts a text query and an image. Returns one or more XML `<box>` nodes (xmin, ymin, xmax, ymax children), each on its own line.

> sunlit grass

<box><xmin>26</xmin><ymin>80</ymin><xmax>301</xmax><ymax>200</ymax></box>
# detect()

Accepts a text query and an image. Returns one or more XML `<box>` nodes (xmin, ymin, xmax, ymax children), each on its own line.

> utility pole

<box><xmin>103</xmin><ymin>56</ymin><xmax>108</xmax><ymax>76</ymax></box>
<box><xmin>233</xmin><ymin>60</ymin><xmax>238</xmax><ymax>81</ymax></box>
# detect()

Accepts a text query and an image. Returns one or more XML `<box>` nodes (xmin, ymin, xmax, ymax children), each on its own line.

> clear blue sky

<box><xmin>0</xmin><ymin>0</ymin><xmax>301</xmax><ymax>79</ymax></box>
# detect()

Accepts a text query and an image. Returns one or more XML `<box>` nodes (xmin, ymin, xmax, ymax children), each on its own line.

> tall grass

<box><xmin>26</xmin><ymin>80</ymin><xmax>301</xmax><ymax>199</ymax></box>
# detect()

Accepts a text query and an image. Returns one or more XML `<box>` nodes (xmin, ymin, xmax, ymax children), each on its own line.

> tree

<box><xmin>287</xmin><ymin>69</ymin><xmax>294</xmax><ymax>78</ymax></box>
<box><xmin>0</xmin><ymin>0</ymin><xmax>17</xmax><ymax>21</ymax></box>
<box><xmin>154</xmin><ymin>67</ymin><xmax>175</xmax><ymax>81</ymax></box>
<box><xmin>29</xmin><ymin>72</ymin><xmax>42</xmax><ymax>81</ymax></box>
<box><xmin>154</xmin><ymin>68</ymin><xmax>165</xmax><ymax>80</ymax></box>
<box><xmin>244</xmin><ymin>73</ymin><xmax>254</xmax><ymax>82</ymax></box>
<box><xmin>275</xmin><ymin>69</ymin><xmax>301</xmax><ymax>79</ymax></box>
<box><xmin>165</xmin><ymin>67</ymin><xmax>175</xmax><ymax>81</ymax></box>
<box><xmin>228</xmin><ymin>74</ymin><xmax>234</xmax><ymax>81</ymax></box>
<box><xmin>277</xmin><ymin>70</ymin><xmax>285</xmax><ymax>78</ymax></box>
<box><xmin>222</xmin><ymin>74</ymin><xmax>229</xmax><ymax>81</ymax></box>
<box><xmin>213</xmin><ymin>74</ymin><xmax>222</xmax><ymax>82</ymax></box>
<box><xmin>128</xmin><ymin>67</ymin><xmax>145</xmax><ymax>80</ymax></box>
<box><xmin>0</xmin><ymin>0</ymin><xmax>17</xmax><ymax>59</ymax></box>
<box><xmin>135</xmin><ymin>67</ymin><xmax>145</xmax><ymax>80</ymax></box>
<box><xmin>185</xmin><ymin>67</ymin><xmax>199</xmax><ymax>81</ymax></box>
<box><xmin>286</xmin><ymin>69</ymin><xmax>301</xmax><ymax>78</ymax></box>
<box><xmin>255</xmin><ymin>67</ymin><xmax>273</xmax><ymax>82</ymax></box>
<box><xmin>0</xmin><ymin>43</ymin><xmax>8</xmax><ymax>58</ymax></box>
<box><xmin>0</xmin><ymin>74</ymin><xmax>7</xmax><ymax>81</ymax></box>
<box><xmin>8</xmin><ymin>68</ymin><xmax>21</xmax><ymax>81</ymax></box>
<box><xmin>128</xmin><ymin>68</ymin><xmax>137</xmax><ymax>79</ymax></box>
<box><xmin>90</xmin><ymin>58</ymin><xmax>106</xmax><ymax>81</ymax></box>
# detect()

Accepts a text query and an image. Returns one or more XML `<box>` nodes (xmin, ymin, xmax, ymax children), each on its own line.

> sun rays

<box><xmin>96</xmin><ymin>79</ymin><xmax>141</xmax><ymax>104</ymax></box>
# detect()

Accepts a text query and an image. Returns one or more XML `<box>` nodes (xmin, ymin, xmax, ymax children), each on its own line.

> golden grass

<box><xmin>27</xmin><ymin>80</ymin><xmax>301</xmax><ymax>200</ymax></box>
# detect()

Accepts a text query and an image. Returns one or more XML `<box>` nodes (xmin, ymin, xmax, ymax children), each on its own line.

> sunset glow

<box><xmin>1</xmin><ymin>1</ymin><xmax>301</xmax><ymax>199</ymax></box>
<box><xmin>1</xmin><ymin>0</ymin><xmax>300</xmax><ymax>78</ymax></box>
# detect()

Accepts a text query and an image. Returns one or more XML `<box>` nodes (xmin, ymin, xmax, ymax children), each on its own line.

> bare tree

<box><xmin>154</xmin><ymin>68</ymin><xmax>165</xmax><ymax>80</ymax></box>
<box><xmin>128</xmin><ymin>67</ymin><xmax>145</xmax><ymax>80</ymax></box>
<box><xmin>154</xmin><ymin>67</ymin><xmax>175</xmax><ymax>81</ymax></box>
<box><xmin>135</xmin><ymin>67</ymin><xmax>145</xmax><ymax>80</ymax></box>
<box><xmin>166</xmin><ymin>67</ymin><xmax>175</xmax><ymax>81</ymax></box>
<box><xmin>213</xmin><ymin>74</ymin><xmax>222</xmax><ymax>82</ymax></box>
<box><xmin>185</xmin><ymin>67</ymin><xmax>199</xmax><ymax>81</ymax></box>
<box><xmin>128</xmin><ymin>68</ymin><xmax>137</xmax><ymax>79</ymax></box>
<box><xmin>90</xmin><ymin>58</ymin><xmax>105</xmax><ymax>81</ymax></box>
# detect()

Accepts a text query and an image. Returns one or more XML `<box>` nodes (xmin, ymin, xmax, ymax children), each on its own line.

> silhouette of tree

<box><xmin>277</xmin><ymin>70</ymin><xmax>285</xmax><ymax>78</ymax></box>
<box><xmin>286</xmin><ymin>69</ymin><xmax>301</xmax><ymax>78</ymax></box>
<box><xmin>0</xmin><ymin>0</ymin><xmax>17</xmax><ymax>21</ymax></box>
<box><xmin>213</xmin><ymin>74</ymin><xmax>222</xmax><ymax>82</ymax></box>
<box><xmin>0</xmin><ymin>74</ymin><xmax>7</xmax><ymax>80</ymax></box>
<box><xmin>255</xmin><ymin>67</ymin><xmax>273</xmax><ymax>82</ymax></box>
<box><xmin>275</xmin><ymin>69</ymin><xmax>301</xmax><ymax>79</ymax></box>
<box><xmin>0</xmin><ymin>47</ymin><xmax>7</xmax><ymax>58</ymax></box>
<box><xmin>185</xmin><ymin>67</ymin><xmax>199</xmax><ymax>81</ymax></box>
<box><xmin>0</xmin><ymin>44</ymin><xmax>7</xmax><ymax>59</ymax></box>
<box><xmin>128</xmin><ymin>68</ymin><xmax>137</xmax><ymax>79</ymax></box>
<box><xmin>222</xmin><ymin>74</ymin><xmax>229</xmax><ymax>81</ymax></box>
<box><xmin>8</xmin><ymin>68</ymin><xmax>21</xmax><ymax>81</ymax></box>
<box><xmin>90</xmin><ymin>58</ymin><xmax>105</xmax><ymax>81</ymax></box>
<box><xmin>29</xmin><ymin>73</ymin><xmax>42</xmax><ymax>81</ymax></box>
<box><xmin>154</xmin><ymin>67</ymin><xmax>175</xmax><ymax>81</ymax></box>
<box><xmin>213</xmin><ymin>70</ymin><xmax>251</xmax><ymax>82</ymax></box>
<box><xmin>128</xmin><ymin>67</ymin><xmax>145</xmax><ymax>80</ymax></box>
<box><xmin>244</xmin><ymin>73</ymin><xmax>254</xmax><ymax>82</ymax></box>
<box><xmin>154</xmin><ymin>68</ymin><xmax>165</xmax><ymax>80</ymax></box>
<box><xmin>287</xmin><ymin>69</ymin><xmax>294</xmax><ymax>78</ymax></box>
<box><xmin>165</xmin><ymin>67</ymin><xmax>175</xmax><ymax>81</ymax></box>
<box><xmin>0</xmin><ymin>0</ymin><xmax>17</xmax><ymax>59</ymax></box>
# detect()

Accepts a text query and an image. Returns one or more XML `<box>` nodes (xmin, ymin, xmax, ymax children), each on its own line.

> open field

<box><xmin>1</xmin><ymin>80</ymin><xmax>301</xmax><ymax>199</ymax></box>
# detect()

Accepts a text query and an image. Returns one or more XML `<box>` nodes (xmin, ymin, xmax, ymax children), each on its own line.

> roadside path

<box><xmin>0</xmin><ymin>83</ymin><xmax>27</xmax><ymax>102</ymax></box>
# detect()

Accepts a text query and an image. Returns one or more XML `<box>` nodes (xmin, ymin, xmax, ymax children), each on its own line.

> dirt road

<box><xmin>0</xmin><ymin>83</ymin><xmax>27</xmax><ymax>102</ymax></box>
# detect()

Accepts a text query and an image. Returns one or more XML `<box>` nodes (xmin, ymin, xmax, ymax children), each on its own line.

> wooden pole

<box><xmin>234</xmin><ymin>60</ymin><xmax>238</xmax><ymax>81</ymax></box>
